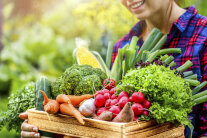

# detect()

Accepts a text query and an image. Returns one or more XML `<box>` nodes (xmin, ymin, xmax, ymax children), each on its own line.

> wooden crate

<box><xmin>28</xmin><ymin>109</ymin><xmax>184</xmax><ymax>138</ymax></box>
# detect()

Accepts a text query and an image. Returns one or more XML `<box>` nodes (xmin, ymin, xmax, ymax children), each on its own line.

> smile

<box><xmin>130</xmin><ymin>0</ymin><xmax>145</xmax><ymax>9</ymax></box>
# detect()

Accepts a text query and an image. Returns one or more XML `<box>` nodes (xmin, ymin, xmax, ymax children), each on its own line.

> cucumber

<box><xmin>35</xmin><ymin>76</ymin><xmax>53</xmax><ymax>137</ymax></box>
<box><xmin>35</xmin><ymin>76</ymin><xmax>51</xmax><ymax>110</ymax></box>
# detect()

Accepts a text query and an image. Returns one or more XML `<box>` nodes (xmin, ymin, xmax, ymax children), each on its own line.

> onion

<box><xmin>79</xmin><ymin>98</ymin><xmax>96</xmax><ymax>117</ymax></box>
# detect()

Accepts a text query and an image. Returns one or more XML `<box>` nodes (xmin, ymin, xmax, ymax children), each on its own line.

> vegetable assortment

<box><xmin>1</xmin><ymin>28</ymin><xmax>207</xmax><ymax>133</ymax></box>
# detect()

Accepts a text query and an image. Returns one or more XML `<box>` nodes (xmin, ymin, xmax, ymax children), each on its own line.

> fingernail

<box><xmin>33</xmin><ymin>127</ymin><xmax>38</xmax><ymax>132</ymax></box>
<box><xmin>34</xmin><ymin>133</ymin><xmax>40</xmax><ymax>137</ymax></box>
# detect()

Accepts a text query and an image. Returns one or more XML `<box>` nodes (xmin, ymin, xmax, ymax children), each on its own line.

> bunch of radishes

<box><xmin>94</xmin><ymin>79</ymin><xmax>151</xmax><ymax>121</ymax></box>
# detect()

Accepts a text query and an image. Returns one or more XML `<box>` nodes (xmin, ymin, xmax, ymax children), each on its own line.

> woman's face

<box><xmin>121</xmin><ymin>0</ymin><xmax>170</xmax><ymax>20</ymax></box>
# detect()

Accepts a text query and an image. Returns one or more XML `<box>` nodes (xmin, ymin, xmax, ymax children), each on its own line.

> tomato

<box><xmin>102</xmin><ymin>79</ymin><xmax>116</xmax><ymax>90</ymax></box>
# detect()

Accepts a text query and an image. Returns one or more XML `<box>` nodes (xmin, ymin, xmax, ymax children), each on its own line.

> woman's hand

<box><xmin>19</xmin><ymin>112</ymin><xmax>40</xmax><ymax>138</ymax></box>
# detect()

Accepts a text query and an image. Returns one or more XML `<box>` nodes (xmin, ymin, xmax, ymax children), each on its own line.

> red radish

<box><xmin>133</xmin><ymin>116</ymin><xmax>138</xmax><ymax>121</ymax></box>
<box><xmin>129</xmin><ymin>96</ymin><xmax>133</xmax><ymax>102</ymax></box>
<box><xmin>97</xmin><ymin>107</ymin><xmax>108</xmax><ymax>116</ymax></box>
<box><xmin>109</xmin><ymin>88</ymin><xmax>116</xmax><ymax>95</ymax></box>
<box><xmin>102</xmin><ymin>79</ymin><xmax>116</xmax><ymax>90</ymax></box>
<box><xmin>118</xmin><ymin>91</ymin><xmax>129</xmax><ymax>100</ymax></box>
<box><xmin>105</xmin><ymin>99</ymin><xmax>112</xmax><ymax>109</ymax></box>
<box><xmin>143</xmin><ymin>110</ymin><xmax>149</xmax><ymax>116</ymax></box>
<box><xmin>111</xmin><ymin>94</ymin><xmax>117</xmax><ymax>100</ymax></box>
<box><xmin>104</xmin><ymin>93</ymin><xmax>111</xmax><ymax>100</ymax></box>
<box><xmin>131</xmin><ymin>92</ymin><xmax>145</xmax><ymax>103</ymax></box>
<box><xmin>143</xmin><ymin>99</ymin><xmax>151</xmax><ymax>109</ymax></box>
<box><xmin>111</xmin><ymin>99</ymin><xmax>118</xmax><ymax>106</ymax></box>
<box><xmin>132</xmin><ymin>103</ymin><xmax>144</xmax><ymax>116</ymax></box>
<box><xmin>118</xmin><ymin>96</ymin><xmax>129</xmax><ymax>108</ymax></box>
<box><xmin>109</xmin><ymin>105</ymin><xmax>121</xmax><ymax>118</ymax></box>
<box><xmin>95</xmin><ymin>91</ymin><xmax>103</xmax><ymax>97</ymax></box>
<box><xmin>102</xmin><ymin>89</ymin><xmax>110</xmax><ymax>94</ymax></box>
<box><xmin>95</xmin><ymin>94</ymin><xmax>105</xmax><ymax>107</ymax></box>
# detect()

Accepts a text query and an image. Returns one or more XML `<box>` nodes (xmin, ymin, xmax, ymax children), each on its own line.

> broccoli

<box><xmin>74</xmin><ymin>75</ymin><xmax>102</xmax><ymax>95</ymax></box>
<box><xmin>51</xmin><ymin>64</ymin><xmax>107</xmax><ymax>98</ymax></box>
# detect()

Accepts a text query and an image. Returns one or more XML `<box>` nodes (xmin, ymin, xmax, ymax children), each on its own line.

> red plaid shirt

<box><xmin>111</xmin><ymin>6</ymin><xmax>207</xmax><ymax>137</ymax></box>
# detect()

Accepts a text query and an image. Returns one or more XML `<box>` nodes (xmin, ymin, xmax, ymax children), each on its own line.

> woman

<box><xmin>20</xmin><ymin>0</ymin><xmax>207</xmax><ymax>137</ymax></box>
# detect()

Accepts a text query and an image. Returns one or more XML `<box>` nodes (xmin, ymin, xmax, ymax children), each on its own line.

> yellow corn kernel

<box><xmin>77</xmin><ymin>46</ymin><xmax>101</xmax><ymax>69</ymax></box>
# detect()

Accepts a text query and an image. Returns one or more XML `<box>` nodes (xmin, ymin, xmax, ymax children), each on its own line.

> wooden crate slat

<box><xmin>148</xmin><ymin>126</ymin><xmax>185</xmax><ymax>138</ymax></box>
<box><xmin>29</xmin><ymin>115</ymin><xmax>122</xmax><ymax>138</ymax></box>
<box><xmin>123</xmin><ymin>120</ymin><xmax>157</xmax><ymax>133</ymax></box>
<box><xmin>28</xmin><ymin>109</ymin><xmax>184</xmax><ymax>138</ymax></box>
<box><xmin>28</xmin><ymin>109</ymin><xmax>123</xmax><ymax>132</ymax></box>
<box><xmin>125</xmin><ymin>123</ymin><xmax>183</xmax><ymax>138</ymax></box>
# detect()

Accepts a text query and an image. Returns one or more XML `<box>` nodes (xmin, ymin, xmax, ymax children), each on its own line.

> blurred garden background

<box><xmin>0</xmin><ymin>0</ymin><xmax>206</xmax><ymax>137</ymax></box>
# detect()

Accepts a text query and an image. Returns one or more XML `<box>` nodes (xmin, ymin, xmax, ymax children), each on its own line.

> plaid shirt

<box><xmin>111</xmin><ymin>6</ymin><xmax>207</xmax><ymax>137</ymax></box>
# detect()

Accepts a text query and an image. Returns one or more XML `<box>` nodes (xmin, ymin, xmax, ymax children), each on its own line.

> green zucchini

<box><xmin>35</xmin><ymin>76</ymin><xmax>53</xmax><ymax>137</ymax></box>
<box><xmin>35</xmin><ymin>76</ymin><xmax>51</xmax><ymax>110</ymax></box>
<box><xmin>192</xmin><ymin>90</ymin><xmax>207</xmax><ymax>100</ymax></box>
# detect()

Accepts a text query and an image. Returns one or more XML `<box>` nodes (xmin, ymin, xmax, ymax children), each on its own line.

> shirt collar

<box><xmin>173</xmin><ymin>6</ymin><xmax>198</xmax><ymax>32</ymax></box>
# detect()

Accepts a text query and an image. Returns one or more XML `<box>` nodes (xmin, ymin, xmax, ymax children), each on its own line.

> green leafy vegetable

<box><xmin>0</xmin><ymin>82</ymin><xmax>35</xmax><ymax>132</ymax></box>
<box><xmin>117</xmin><ymin>64</ymin><xmax>194</xmax><ymax>127</ymax></box>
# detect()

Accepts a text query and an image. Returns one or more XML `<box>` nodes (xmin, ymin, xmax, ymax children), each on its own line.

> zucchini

<box><xmin>35</xmin><ymin>76</ymin><xmax>53</xmax><ymax>137</ymax></box>
<box><xmin>35</xmin><ymin>76</ymin><xmax>51</xmax><ymax>110</ymax></box>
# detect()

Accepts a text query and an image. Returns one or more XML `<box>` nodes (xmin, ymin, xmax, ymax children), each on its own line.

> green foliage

<box><xmin>0</xmin><ymin>82</ymin><xmax>35</xmax><ymax>132</ymax></box>
<box><xmin>51</xmin><ymin>64</ymin><xmax>107</xmax><ymax>98</ymax></box>
<box><xmin>117</xmin><ymin>64</ymin><xmax>194</xmax><ymax>127</ymax></box>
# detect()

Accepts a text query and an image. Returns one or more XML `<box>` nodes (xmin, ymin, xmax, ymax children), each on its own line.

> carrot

<box><xmin>66</xmin><ymin>94</ymin><xmax>94</xmax><ymax>107</ymax></box>
<box><xmin>40</xmin><ymin>90</ymin><xmax>59</xmax><ymax>114</ymax></box>
<box><xmin>56</xmin><ymin>94</ymin><xmax>71</xmax><ymax>104</ymax></box>
<box><xmin>60</xmin><ymin>103</ymin><xmax>85</xmax><ymax>125</ymax></box>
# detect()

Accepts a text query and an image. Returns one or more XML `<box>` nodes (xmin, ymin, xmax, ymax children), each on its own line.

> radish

<box><xmin>131</xmin><ymin>92</ymin><xmax>145</xmax><ymax>103</ymax></box>
<box><xmin>129</xmin><ymin>96</ymin><xmax>133</xmax><ymax>102</ymax></box>
<box><xmin>132</xmin><ymin>103</ymin><xmax>144</xmax><ymax>116</ymax></box>
<box><xmin>109</xmin><ymin>105</ymin><xmax>121</xmax><ymax>118</ymax></box>
<box><xmin>104</xmin><ymin>93</ymin><xmax>111</xmax><ymax>100</ymax></box>
<box><xmin>143</xmin><ymin>99</ymin><xmax>151</xmax><ymax>109</ymax></box>
<box><xmin>118</xmin><ymin>96</ymin><xmax>129</xmax><ymax>108</ymax></box>
<box><xmin>105</xmin><ymin>99</ymin><xmax>112</xmax><ymax>109</ymax></box>
<box><xmin>143</xmin><ymin>110</ymin><xmax>149</xmax><ymax>116</ymax></box>
<box><xmin>111</xmin><ymin>94</ymin><xmax>117</xmax><ymax>99</ymax></box>
<box><xmin>95</xmin><ymin>94</ymin><xmax>105</xmax><ymax>107</ymax></box>
<box><xmin>118</xmin><ymin>91</ymin><xmax>129</xmax><ymax>100</ymax></box>
<box><xmin>95</xmin><ymin>91</ymin><xmax>104</xmax><ymax>97</ymax></box>
<box><xmin>102</xmin><ymin>89</ymin><xmax>110</xmax><ymax>94</ymax></box>
<box><xmin>97</xmin><ymin>107</ymin><xmax>108</xmax><ymax>116</ymax></box>
<box><xmin>133</xmin><ymin>116</ymin><xmax>138</xmax><ymax>121</ymax></box>
<box><xmin>111</xmin><ymin>99</ymin><xmax>118</xmax><ymax>106</ymax></box>
<box><xmin>109</xmin><ymin>88</ymin><xmax>116</xmax><ymax>95</ymax></box>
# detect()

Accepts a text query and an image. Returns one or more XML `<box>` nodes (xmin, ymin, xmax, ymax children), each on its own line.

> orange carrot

<box><xmin>66</xmin><ymin>94</ymin><xmax>94</xmax><ymax>107</ymax></box>
<box><xmin>60</xmin><ymin>103</ymin><xmax>85</xmax><ymax>125</ymax></box>
<box><xmin>40</xmin><ymin>90</ymin><xmax>59</xmax><ymax>114</ymax></box>
<box><xmin>56</xmin><ymin>94</ymin><xmax>71</xmax><ymax>104</ymax></box>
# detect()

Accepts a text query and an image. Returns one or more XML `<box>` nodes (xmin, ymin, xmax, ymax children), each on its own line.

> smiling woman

<box><xmin>111</xmin><ymin>0</ymin><xmax>207</xmax><ymax>137</ymax></box>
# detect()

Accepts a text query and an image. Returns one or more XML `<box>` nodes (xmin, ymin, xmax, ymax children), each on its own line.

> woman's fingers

<box><xmin>21</xmin><ymin>131</ymin><xmax>40</xmax><ymax>138</ymax></box>
<box><xmin>21</xmin><ymin>120</ymin><xmax>38</xmax><ymax>132</ymax></box>
<box><xmin>19</xmin><ymin>112</ymin><xmax>28</xmax><ymax>120</ymax></box>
